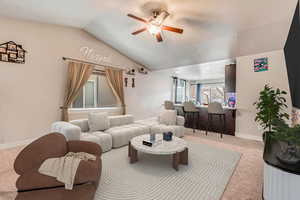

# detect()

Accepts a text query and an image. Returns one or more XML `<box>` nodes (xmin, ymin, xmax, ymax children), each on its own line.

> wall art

<box><xmin>80</xmin><ymin>46</ymin><xmax>111</xmax><ymax>64</ymax></box>
<box><xmin>132</xmin><ymin>78</ymin><xmax>135</xmax><ymax>88</ymax></box>
<box><xmin>254</xmin><ymin>57</ymin><xmax>268</xmax><ymax>72</ymax></box>
<box><xmin>0</xmin><ymin>41</ymin><xmax>26</xmax><ymax>64</ymax></box>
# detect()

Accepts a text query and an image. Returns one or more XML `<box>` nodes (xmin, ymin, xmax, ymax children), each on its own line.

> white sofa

<box><xmin>51</xmin><ymin>114</ymin><xmax>185</xmax><ymax>153</ymax></box>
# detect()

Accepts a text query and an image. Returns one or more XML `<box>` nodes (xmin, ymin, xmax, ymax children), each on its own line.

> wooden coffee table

<box><xmin>128</xmin><ymin>134</ymin><xmax>188</xmax><ymax>171</ymax></box>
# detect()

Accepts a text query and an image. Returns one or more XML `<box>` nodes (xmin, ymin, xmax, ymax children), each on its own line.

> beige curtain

<box><xmin>105</xmin><ymin>68</ymin><xmax>126</xmax><ymax>114</ymax></box>
<box><xmin>61</xmin><ymin>62</ymin><xmax>94</xmax><ymax>121</ymax></box>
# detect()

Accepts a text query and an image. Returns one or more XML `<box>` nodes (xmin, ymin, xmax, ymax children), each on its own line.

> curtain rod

<box><xmin>62</xmin><ymin>57</ymin><xmax>125</xmax><ymax>71</ymax></box>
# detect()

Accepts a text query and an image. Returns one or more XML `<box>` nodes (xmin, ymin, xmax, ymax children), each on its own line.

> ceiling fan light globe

<box><xmin>148</xmin><ymin>24</ymin><xmax>161</xmax><ymax>35</ymax></box>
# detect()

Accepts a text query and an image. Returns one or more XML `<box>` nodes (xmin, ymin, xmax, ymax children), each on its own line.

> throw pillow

<box><xmin>159</xmin><ymin>110</ymin><xmax>177</xmax><ymax>125</ymax></box>
<box><xmin>88</xmin><ymin>112</ymin><xmax>110</xmax><ymax>132</ymax></box>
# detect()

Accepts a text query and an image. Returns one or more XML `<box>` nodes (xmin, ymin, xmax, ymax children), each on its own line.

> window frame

<box><xmin>174</xmin><ymin>78</ymin><xmax>187</xmax><ymax>104</ymax></box>
<box><xmin>71</xmin><ymin>73</ymin><xmax>118</xmax><ymax>109</ymax></box>
<box><xmin>82</xmin><ymin>79</ymin><xmax>98</xmax><ymax>108</ymax></box>
<box><xmin>199</xmin><ymin>83</ymin><xmax>225</xmax><ymax>105</ymax></box>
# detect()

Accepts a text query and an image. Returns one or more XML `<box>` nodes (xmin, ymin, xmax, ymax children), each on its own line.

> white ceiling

<box><xmin>0</xmin><ymin>0</ymin><xmax>297</xmax><ymax>70</ymax></box>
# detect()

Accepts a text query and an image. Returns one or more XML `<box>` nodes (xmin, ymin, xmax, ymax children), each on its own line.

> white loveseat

<box><xmin>51</xmin><ymin>114</ymin><xmax>185</xmax><ymax>153</ymax></box>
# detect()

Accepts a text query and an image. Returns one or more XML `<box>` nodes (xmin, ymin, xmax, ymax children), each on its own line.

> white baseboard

<box><xmin>235</xmin><ymin>132</ymin><xmax>263</xmax><ymax>142</ymax></box>
<box><xmin>0</xmin><ymin>138</ymin><xmax>36</xmax><ymax>150</ymax></box>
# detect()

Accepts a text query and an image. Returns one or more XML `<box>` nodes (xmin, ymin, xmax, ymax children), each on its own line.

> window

<box><xmin>199</xmin><ymin>83</ymin><xmax>225</xmax><ymax>105</ymax></box>
<box><xmin>72</xmin><ymin>74</ymin><xmax>118</xmax><ymax>108</ymax></box>
<box><xmin>173</xmin><ymin>78</ymin><xmax>187</xmax><ymax>104</ymax></box>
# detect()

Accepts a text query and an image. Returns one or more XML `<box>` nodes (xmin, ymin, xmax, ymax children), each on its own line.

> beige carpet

<box><xmin>185</xmin><ymin>130</ymin><xmax>263</xmax><ymax>200</ymax></box>
<box><xmin>95</xmin><ymin>141</ymin><xmax>240</xmax><ymax>200</ymax></box>
<box><xmin>0</xmin><ymin>130</ymin><xmax>263</xmax><ymax>200</ymax></box>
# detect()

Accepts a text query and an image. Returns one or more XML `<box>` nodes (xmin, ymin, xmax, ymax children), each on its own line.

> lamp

<box><xmin>147</xmin><ymin>24</ymin><xmax>161</xmax><ymax>35</ymax></box>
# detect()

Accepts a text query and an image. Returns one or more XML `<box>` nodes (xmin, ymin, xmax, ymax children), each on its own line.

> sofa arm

<box><xmin>51</xmin><ymin>121</ymin><xmax>81</xmax><ymax>141</ymax></box>
<box><xmin>67</xmin><ymin>141</ymin><xmax>102</xmax><ymax>156</ymax></box>
<box><xmin>176</xmin><ymin>116</ymin><xmax>185</xmax><ymax>126</ymax></box>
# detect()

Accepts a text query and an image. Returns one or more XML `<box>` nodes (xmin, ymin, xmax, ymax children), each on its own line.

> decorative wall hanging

<box><xmin>132</xmin><ymin>78</ymin><xmax>135</xmax><ymax>88</ymax></box>
<box><xmin>0</xmin><ymin>41</ymin><xmax>26</xmax><ymax>64</ymax></box>
<box><xmin>126</xmin><ymin>68</ymin><xmax>135</xmax><ymax>76</ymax></box>
<box><xmin>80</xmin><ymin>46</ymin><xmax>111</xmax><ymax>64</ymax></box>
<box><xmin>138</xmin><ymin>67</ymin><xmax>148</xmax><ymax>74</ymax></box>
<box><xmin>124</xmin><ymin>77</ymin><xmax>128</xmax><ymax>87</ymax></box>
<box><xmin>254</xmin><ymin>57</ymin><xmax>268</xmax><ymax>72</ymax></box>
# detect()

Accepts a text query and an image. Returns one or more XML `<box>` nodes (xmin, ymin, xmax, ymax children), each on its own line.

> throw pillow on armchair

<box><xmin>159</xmin><ymin>110</ymin><xmax>177</xmax><ymax>125</ymax></box>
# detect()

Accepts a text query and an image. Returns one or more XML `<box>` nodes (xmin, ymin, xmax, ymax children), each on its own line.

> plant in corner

<box><xmin>254</xmin><ymin>85</ymin><xmax>289</xmax><ymax>141</ymax></box>
<box><xmin>271</xmin><ymin>119</ymin><xmax>300</xmax><ymax>164</ymax></box>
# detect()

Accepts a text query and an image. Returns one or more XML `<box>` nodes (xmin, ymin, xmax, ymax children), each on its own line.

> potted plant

<box><xmin>272</xmin><ymin>119</ymin><xmax>300</xmax><ymax>164</ymax></box>
<box><xmin>254</xmin><ymin>85</ymin><xmax>289</xmax><ymax>141</ymax></box>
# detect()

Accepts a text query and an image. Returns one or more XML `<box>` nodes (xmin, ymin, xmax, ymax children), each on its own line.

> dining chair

<box><xmin>183</xmin><ymin>101</ymin><xmax>199</xmax><ymax>132</ymax></box>
<box><xmin>206</xmin><ymin>102</ymin><xmax>225</xmax><ymax>138</ymax></box>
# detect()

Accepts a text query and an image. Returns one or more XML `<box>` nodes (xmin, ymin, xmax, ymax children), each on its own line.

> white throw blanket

<box><xmin>39</xmin><ymin>152</ymin><xmax>96</xmax><ymax>190</ymax></box>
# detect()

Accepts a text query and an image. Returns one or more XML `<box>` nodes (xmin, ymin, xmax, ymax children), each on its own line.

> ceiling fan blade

<box><xmin>161</xmin><ymin>25</ymin><xmax>184</xmax><ymax>34</ymax></box>
<box><xmin>156</xmin><ymin>33</ymin><xmax>163</xmax><ymax>42</ymax></box>
<box><xmin>127</xmin><ymin>14</ymin><xmax>148</xmax><ymax>23</ymax></box>
<box><xmin>132</xmin><ymin>28</ymin><xmax>147</xmax><ymax>35</ymax></box>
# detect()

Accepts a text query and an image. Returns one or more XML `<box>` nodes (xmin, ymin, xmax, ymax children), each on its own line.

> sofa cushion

<box><xmin>88</xmin><ymin>112</ymin><xmax>110</xmax><ymax>132</ymax></box>
<box><xmin>71</xmin><ymin>119</ymin><xmax>89</xmax><ymax>132</ymax></box>
<box><xmin>105</xmin><ymin>124</ymin><xmax>149</xmax><ymax>148</ymax></box>
<box><xmin>51</xmin><ymin>122</ymin><xmax>81</xmax><ymax>141</ymax></box>
<box><xmin>159</xmin><ymin>110</ymin><xmax>177</xmax><ymax>125</ymax></box>
<box><xmin>135</xmin><ymin>117</ymin><xmax>159</xmax><ymax>126</ymax></box>
<box><xmin>109</xmin><ymin>115</ymin><xmax>134</xmax><ymax>127</ymax></box>
<box><xmin>80</xmin><ymin>132</ymin><xmax>112</xmax><ymax>153</ymax></box>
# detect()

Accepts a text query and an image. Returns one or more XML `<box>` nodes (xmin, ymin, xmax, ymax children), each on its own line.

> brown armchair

<box><xmin>14</xmin><ymin>133</ymin><xmax>102</xmax><ymax>200</ymax></box>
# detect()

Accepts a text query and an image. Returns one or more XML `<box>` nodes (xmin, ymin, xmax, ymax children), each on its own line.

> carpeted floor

<box><xmin>95</xmin><ymin>141</ymin><xmax>240</xmax><ymax>200</ymax></box>
<box><xmin>0</xmin><ymin>130</ymin><xmax>263</xmax><ymax>200</ymax></box>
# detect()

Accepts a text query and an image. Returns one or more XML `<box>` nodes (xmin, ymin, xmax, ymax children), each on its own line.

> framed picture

<box><xmin>7</xmin><ymin>43</ymin><xmax>17</xmax><ymax>51</ymax></box>
<box><xmin>0</xmin><ymin>41</ymin><xmax>26</xmax><ymax>64</ymax></box>
<box><xmin>16</xmin><ymin>58</ymin><xmax>24</xmax><ymax>63</ymax></box>
<box><xmin>0</xmin><ymin>47</ymin><xmax>6</xmax><ymax>53</ymax></box>
<box><xmin>9</xmin><ymin>53</ymin><xmax>17</xmax><ymax>59</ymax></box>
<box><xmin>254</xmin><ymin>57</ymin><xmax>268</xmax><ymax>72</ymax></box>
<box><xmin>1</xmin><ymin>54</ymin><xmax>8</xmax><ymax>62</ymax></box>
<box><xmin>18</xmin><ymin>50</ymin><xmax>24</xmax><ymax>58</ymax></box>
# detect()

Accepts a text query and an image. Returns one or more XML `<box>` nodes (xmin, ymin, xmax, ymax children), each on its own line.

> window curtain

<box><xmin>105</xmin><ymin>68</ymin><xmax>126</xmax><ymax>115</ymax></box>
<box><xmin>196</xmin><ymin>84</ymin><xmax>202</xmax><ymax>104</ymax></box>
<box><xmin>61</xmin><ymin>62</ymin><xmax>94</xmax><ymax>121</ymax></box>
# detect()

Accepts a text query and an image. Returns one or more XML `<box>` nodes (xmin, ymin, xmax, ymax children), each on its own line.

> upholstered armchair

<box><xmin>136</xmin><ymin>110</ymin><xmax>186</xmax><ymax>138</ymax></box>
<box><xmin>14</xmin><ymin>133</ymin><xmax>102</xmax><ymax>200</ymax></box>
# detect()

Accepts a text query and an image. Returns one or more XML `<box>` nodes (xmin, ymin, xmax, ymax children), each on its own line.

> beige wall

<box><xmin>236</xmin><ymin>50</ymin><xmax>292</xmax><ymax>141</ymax></box>
<box><xmin>0</xmin><ymin>17</ymin><xmax>141</xmax><ymax>144</ymax></box>
<box><xmin>125</xmin><ymin>69</ymin><xmax>173</xmax><ymax>120</ymax></box>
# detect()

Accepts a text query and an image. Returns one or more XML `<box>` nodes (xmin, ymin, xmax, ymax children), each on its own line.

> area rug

<box><xmin>95</xmin><ymin>142</ymin><xmax>241</xmax><ymax>200</ymax></box>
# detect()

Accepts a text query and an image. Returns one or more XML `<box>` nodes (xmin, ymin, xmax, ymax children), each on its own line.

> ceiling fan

<box><xmin>127</xmin><ymin>10</ymin><xmax>184</xmax><ymax>42</ymax></box>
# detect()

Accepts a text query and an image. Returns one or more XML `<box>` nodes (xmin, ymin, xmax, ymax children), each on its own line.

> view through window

<box><xmin>173</xmin><ymin>78</ymin><xmax>187</xmax><ymax>104</ymax></box>
<box><xmin>72</xmin><ymin>74</ymin><xmax>118</xmax><ymax>108</ymax></box>
<box><xmin>190</xmin><ymin>83</ymin><xmax>225</xmax><ymax>105</ymax></box>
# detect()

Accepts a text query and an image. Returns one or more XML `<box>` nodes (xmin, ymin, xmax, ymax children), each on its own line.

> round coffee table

<box><xmin>128</xmin><ymin>134</ymin><xmax>188</xmax><ymax>171</ymax></box>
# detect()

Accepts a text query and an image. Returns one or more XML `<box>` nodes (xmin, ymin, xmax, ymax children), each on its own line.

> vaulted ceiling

<box><xmin>0</xmin><ymin>0</ymin><xmax>297</xmax><ymax>70</ymax></box>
